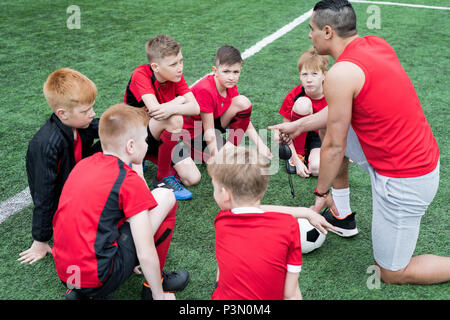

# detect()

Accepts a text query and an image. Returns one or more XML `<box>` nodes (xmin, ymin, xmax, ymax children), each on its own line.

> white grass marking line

<box><xmin>350</xmin><ymin>0</ymin><xmax>450</xmax><ymax>11</ymax></box>
<box><xmin>190</xmin><ymin>9</ymin><xmax>313</xmax><ymax>87</ymax></box>
<box><xmin>0</xmin><ymin>187</ymin><xmax>31</xmax><ymax>224</ymax></box>
<box><xmin>1</xmin><ymin>1</ymin><xmax>448</xmax><ymax>223</ymax></box>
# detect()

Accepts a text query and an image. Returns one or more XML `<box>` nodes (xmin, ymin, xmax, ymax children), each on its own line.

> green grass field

<box><xmin>0</xmin><ymin>0</ymin><xmax>449</xmax><ymax>300</ymax></box>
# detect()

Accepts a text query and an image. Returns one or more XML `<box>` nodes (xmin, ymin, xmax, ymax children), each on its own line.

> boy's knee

<box><xmin>183</xmin><ymin>170</ymin><xmax>201</xmax><ymax>186</ymax></box>
<box><xmin>308</xmin><ymin>162</ymin><xmax>320</xmax><ymax>176</ymax></box>
<box><xmin>232</xmin><ymin>95</ymin><xmax>252</xmax><ymax>112</ymax></box>
<box><xmin>167</xmin><ymin>114</ymin><xmax>184</xmax><ymax>132</ymax></box>
<box><xmin>152</xmin><ymin>187</ymin><xmax>176</xmax><ymax>208</ymax></box>
<box><xmin>292</xmin><ymin>97</ymin><xmax>313</xmax><ymax>116</ymax></box>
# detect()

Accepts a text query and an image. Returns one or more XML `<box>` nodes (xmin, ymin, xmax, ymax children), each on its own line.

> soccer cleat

<box><xmin>320</xmin><ymin>208</ymin><xmax>359</xmax><ymax>237</ymax></box>
<box><xmin>141</xmin><ymin>270</ymin><xmax>190</xmax><ymax>300</ymax></box>
<box><xmin>153</xmin><ymin>176</ymin><xmax>193</xmax><ymax>200</ymax></box>
<box><xmin>65</xmin><ymin>288</ymin><xmax>88</xmax><ymax>300</ymax></box>
<box><xmin>162</xmin><ymin>270</ymin><xmax>190</xmax><ymax>292</ymax></box>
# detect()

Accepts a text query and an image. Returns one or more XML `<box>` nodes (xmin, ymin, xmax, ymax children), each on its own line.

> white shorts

<box><xmin>345</xmin><ymin>126</ymin><xmax>440</xmax><ymax>271</ymax></box>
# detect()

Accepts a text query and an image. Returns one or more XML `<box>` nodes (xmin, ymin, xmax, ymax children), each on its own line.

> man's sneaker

<box><xmin>153</xmin><ymin>176</ymin><xmax>193</xmax><ymax>200</ymax></box>
<box><xmin>141</xmin><ymin>270</ymin><xmax>190</xmax><ymax>300</ymax></box>
<box><xmin>320</xmin><ymin>208</ymin><xmax>359</xmax><ymax>237</ymax></box>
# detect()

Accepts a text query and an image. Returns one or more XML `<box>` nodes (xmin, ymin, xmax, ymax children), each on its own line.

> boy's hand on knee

<box><xmin>18</xmin><ymin>240</ymin><xmax>52</xmax><ymax>264</ymax></box>
<box><xmin>295</xmin><ymin>159</ymin><xmax>311</xmax><ymax>178</ymax></box>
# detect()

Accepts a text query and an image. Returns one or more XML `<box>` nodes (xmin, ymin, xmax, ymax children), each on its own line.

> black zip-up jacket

<box><xmin>26</xmin><ymin>114</ymin><xmax>100</xmax><ymax>242</ymax></box>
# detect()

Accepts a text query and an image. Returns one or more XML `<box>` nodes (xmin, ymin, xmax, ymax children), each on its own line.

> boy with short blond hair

<box><xmin>125</xmin><ymin>34</ymin><xmax>201</xmax><ymax>200</ymax></box>
<box><xmin>53</xmin><ymin>104</ymin><xmax>189</xmax><ymax>300</ymax></box>
<box><xmin>183</xmin><ymin>45</ymin><xmax>272</xmax><ymax>163</ymax></box>
<box><xmin>207</xmin><ymin>146</ymin><xmax>333</xmax><ymax>300</ymax></box>
<box><xmin>276</xmin><ymin>48</ymin><xmax>329</xmax><ymax>178</ymax></box>
<box><xmin>19</xmin><ymin>68</ymin><xmax>100</xmax><ymax>265</ymax></box>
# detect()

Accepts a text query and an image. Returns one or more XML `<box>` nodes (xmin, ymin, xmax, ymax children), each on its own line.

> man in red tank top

<box><xmin>277</xmin><ymin>0</ymin><xmax>448</xmax><ymax>285</ymax></box>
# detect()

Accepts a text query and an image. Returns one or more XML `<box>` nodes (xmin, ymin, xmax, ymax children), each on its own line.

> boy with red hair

<box><xmin>53</xmin><ymin>104</ymin><xmax>189</xmax><ymax>300</ymax></box>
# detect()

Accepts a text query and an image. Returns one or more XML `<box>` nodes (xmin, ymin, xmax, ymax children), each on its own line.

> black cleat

<box><xmin>320</xmin><ymin>208</ymin><xmax>358</xmax><ymax>237</ymax></box>
<box><xmin>141</xmin><ymin>270</ymin><xmax>190</xmax><ymax>300</ymax></box>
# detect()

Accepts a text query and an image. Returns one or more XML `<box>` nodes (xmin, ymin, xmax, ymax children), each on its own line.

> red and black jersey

<box><xmin>183</xmin><ymin>74</ymin><xmax>240</xmax><ymax>138</ymax></box>
<box><xmin>279</xmin><ymin>84</ymin><xmax>327</xmax><ymax>119</ymax></box>
<box><xmin>124</xmin><ymin>64</ymin><xmax>191</xmax><ymax>108</ymax></box>
<box><xmin>52</xmin><ymin>152</ymin><xmax>158</xmax><ymax>288</ymax></box>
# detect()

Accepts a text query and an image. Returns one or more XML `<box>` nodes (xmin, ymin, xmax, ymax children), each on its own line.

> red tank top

<box><xmin>336</xmin><ymin>36</ymin><xmax>439</xmax><ymax>178</ymax></box>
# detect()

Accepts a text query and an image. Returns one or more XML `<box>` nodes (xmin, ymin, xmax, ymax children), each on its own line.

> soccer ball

<box><xmin>298</xmin><ymin>218</ymin><xmax>326</xmax><ymax>254</ymax></box>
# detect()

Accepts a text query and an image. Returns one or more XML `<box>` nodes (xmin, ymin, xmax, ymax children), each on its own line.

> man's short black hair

<box><xmin>313</xmin><ymin>0</ymin><xmax>357</xmax><ymax>38</ymax></box>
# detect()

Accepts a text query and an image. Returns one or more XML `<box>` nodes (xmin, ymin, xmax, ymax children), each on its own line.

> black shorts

<box><xmin>305</xmin><ymin>131</ymin><xmax>321</xmax><ymax>152</ymax></box>
<box><xmin>183</xmin><ymin>118</ymin><xmax>227</xmax><ymax>162</ymax></box>
<box><xmin>68</xmin><ymin>222</ymin><xmax>139</xmax><ymax>298</ymax></box>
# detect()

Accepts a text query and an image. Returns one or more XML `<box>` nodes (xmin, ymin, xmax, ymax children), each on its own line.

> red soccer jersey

<box><xmin>279</xmin><ymin>84</ymin><xmax>327</xmax><ymax>119</ymax></box>
<box><xmin>212</xmin><ymin>207</ymin><xmax>302</xmax><ymax>300</ymax></box>
<box><xmin>279</xmin><ymin>84</ymin><xmax>327</xmax><ymax>154</ymax></box>
<box><xmin>336</xmin><ymin>36</ymin><xmax>439</xmax><ymax>177</ymax></box>
<box><xmin>52</xmin><ymin>152</ymin><xmax>158</xmax><ymax>288</ymax></box>
<box><xmin>124</xmin><ymin>64</ymin><xmax>191</xmax><ymax>107</ymax></box>
<box><xmin>183</xmin><ymin>74</ymin><xmax>239</xmax><ymax>138</ymax></box>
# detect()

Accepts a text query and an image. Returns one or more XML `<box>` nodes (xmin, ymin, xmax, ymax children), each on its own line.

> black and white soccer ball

<box><xmin>298</xmin><ymin>218</ymin><xmax>326</xmax><ymax>254</ymax></box>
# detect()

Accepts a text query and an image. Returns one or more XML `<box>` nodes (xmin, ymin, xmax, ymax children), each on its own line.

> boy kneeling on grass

<box><xmin>207</xmin><ymin>145</ymin><xmax>335</xmax><ymax>300</ymax></box>
<box><xmin>52</xmin><ymin>104</ymin><xmax>188</xmax><ymax>300</ymax></box>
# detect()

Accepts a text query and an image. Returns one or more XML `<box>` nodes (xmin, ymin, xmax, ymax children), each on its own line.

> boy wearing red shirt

<box><xmin>276</xmin><ymin>48</ymin><xmax>329</xmax><ymax>178</ymax></box>
<box><xmin>53</xmin><ymin>104</ymin><xmax>189</xmax><ymax>300</ymax></box>
<box><xmin>125</xmin><ymin>34</ymin><xmax>200</xmax><ymax>200</ymax></box>
<box><xmin>183</xmin><ymin>45</ymin><xmax>272</xmax><ymax>162</ymax></box>
<box><xmin>207</xmin><ymin>146</ymin><xmax>334</xmax><ymax>300</ymax></box>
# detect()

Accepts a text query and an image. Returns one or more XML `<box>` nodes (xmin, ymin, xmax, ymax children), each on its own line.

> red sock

<box><xmin>154</xmin><ymin>202</ymin><xmax>177</xmax><ymax>273</ymax></box>
<box><xmin>291</xmin><ymin>111</ymin><xmax>308</xmax><ymax>156</ymax></box>
<box><xmin>227</xmin><ymin>105</ymin><xmax>252</xmax><ymax>146</ymax></box>
<box><xmin>156</xmin><ymin>130</ymin><xmax>177</xmax><ymax>181</ymax></box>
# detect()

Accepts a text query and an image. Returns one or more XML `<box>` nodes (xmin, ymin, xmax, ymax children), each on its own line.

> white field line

<box><xmin>191</xmin><ymin>9</ymin><xmax>313</xmax><ymax>87</ymax></box>
<box><xmin>1</xmin><ymin>1</ymin><xmax>448</xmax><ymax>224</ymax></box>
<box><xmin>350</xmin><ymin>0</ymin><xmax>450</xmax><ymax>10</ymax></box>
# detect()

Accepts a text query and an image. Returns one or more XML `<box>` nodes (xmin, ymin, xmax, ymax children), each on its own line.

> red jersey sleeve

<box><xmin>192</xmin><ymin>86</ymin><xmax>215</xmax><ymax>114</ymax></box>
<box><xmin>287</xmin><ymin>218</ymin><xmax>302</xmax><ymax>270</ymax></box>
<box><xmin>131</xmin><ymin>66</ymin><xmax>156</xmax><ymax>99</ymax></box>
<box><xmin>119</xmin><ymin>171</ymin><xmax>158</xmax><ymax>219</ymax></box>
<box><xmin>175</xmin><ymin>75</ymin><xmax>191</xmax><ymax>97</ymax></box>
<box><xmin>279</xmin><ymin>89</ymin><xmax>296</xmax><ymax>120</ymax></box>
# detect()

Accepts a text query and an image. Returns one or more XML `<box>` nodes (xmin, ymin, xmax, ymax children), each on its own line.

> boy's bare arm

<box><xmin>142</xmin><ymin>92</ymin><xmax>199</xmax><ymax>120</ymax></box>
<box><xmin>201</xmin><ymin>112</ymin><xmax>219</xmax><ymax>157</ymax></box>
<box><xmin>128</xmin><ymin>210</ymin><xmax>175</xmax><ymax>300</ymax></box>
<box><xmin>284</xmin><ymin>272</ymin><xmax>302</xmax><ymax>300</ymax></box>
<box><xmin>245</xmin><ymin>122</ymin><xmax>273</xmax><ymax>159</ymax></box>
<box><xmin>260</xmin><ymin>205</ymin><xmax>335</xmax><ymax>235</ymax></box>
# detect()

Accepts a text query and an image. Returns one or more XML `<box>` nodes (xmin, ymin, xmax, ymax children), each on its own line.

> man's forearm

<box><xmin>297</xmin><ymin>107</ymin><xmax>328</xmax><ymax>132</ymax></box>
<box><xmin>316</xmin><ymin>142</ymin><xmax>345</xmax><ymax>193</ymax></box>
